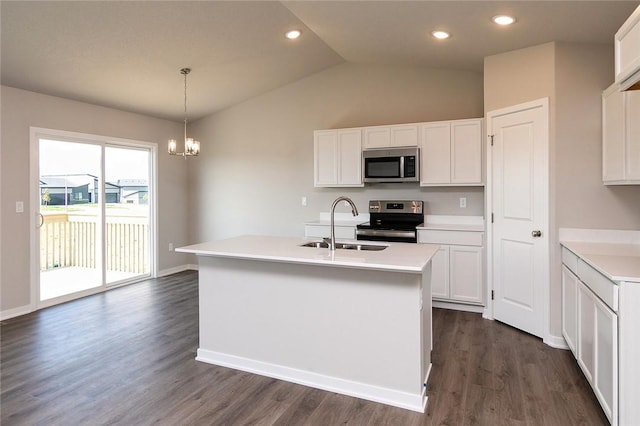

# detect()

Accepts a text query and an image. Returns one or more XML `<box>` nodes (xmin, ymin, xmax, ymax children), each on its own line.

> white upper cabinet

<box><xmin>420</xmin><ymin>118</ymin><xmax>483</xmax><ymax>186</ymax></box>
<box><xmin>602</xmin><ymin>84</ymin><xmax>640</xmax><ymax>185</ymax></box>
<box><xmin>615</xmin><ymin>5</ymin><xmax>640</xmax><ymax>90</ymax></box>
<box><xmin>314</xmin><ymin>129</ymin><xmax>363</xmax><ymax>187</ymax></box>
<box><xmin>364</xmin><ymin>124</ymin><xmax>419</xmax><ymax>148</ymax></box>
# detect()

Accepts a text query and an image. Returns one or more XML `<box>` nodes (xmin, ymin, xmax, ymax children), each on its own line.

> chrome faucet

<box><xmin>326</xmin><ymin>196</ymin><xmax>359</xmax><ymax>251</ymax></box>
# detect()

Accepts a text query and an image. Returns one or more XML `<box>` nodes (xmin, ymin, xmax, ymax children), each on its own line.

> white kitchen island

<box><xmin>177</xmin><ymin>235</ymin><xmax>438</xmax><ymax>412</ymax></box>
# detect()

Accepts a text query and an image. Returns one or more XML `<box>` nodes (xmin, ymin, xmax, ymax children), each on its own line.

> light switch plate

<box><xmin>16</xmin><ymin>201</ymin><xmax>24</xmax><ymax>213</ymax></box>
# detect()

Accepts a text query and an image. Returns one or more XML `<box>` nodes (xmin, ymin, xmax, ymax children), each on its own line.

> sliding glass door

<box><xmin>38</xmin><ymin>139</ymin><xmax>103</xmax><ymax>301</ymax></box>
<box><xmin>104</xmin><ymin>146</ymin><xmax>151</xmax><ymax>285</ymax></box>
<box><xmin>34</xmin><ymin>129</ymin><xmax>154</xmax><ymax>306</ymax></box>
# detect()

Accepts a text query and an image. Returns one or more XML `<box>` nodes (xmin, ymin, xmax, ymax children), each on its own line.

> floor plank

<box><xmin>1</xmin><ymin>271</ymin><xmax>609</xmax><ymax>425</ymax></box>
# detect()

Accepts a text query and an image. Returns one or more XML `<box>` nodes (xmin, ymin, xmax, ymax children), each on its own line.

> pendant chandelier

<box><xmin>168</xmin><ymin>67</ymin><xmax>200</xmax><ymax>158</ymax></box>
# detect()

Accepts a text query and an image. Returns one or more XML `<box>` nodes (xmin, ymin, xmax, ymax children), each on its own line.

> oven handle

<box><xmin>356</xmin><ymin>229</ymin><xmax>417</xmax><ymax>239</ymax></box>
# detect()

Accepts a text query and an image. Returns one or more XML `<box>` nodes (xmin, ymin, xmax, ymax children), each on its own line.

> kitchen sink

<box><xmin>300</xmin><ymin>241</ymin><xmax>387</xmax><ymax>251</ymax></box>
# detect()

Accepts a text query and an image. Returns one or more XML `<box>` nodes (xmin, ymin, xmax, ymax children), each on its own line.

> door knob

<box><xmin>531</xmin><ymin>230</ymin><xmax>542</xmax><ymax>238</ymax></box>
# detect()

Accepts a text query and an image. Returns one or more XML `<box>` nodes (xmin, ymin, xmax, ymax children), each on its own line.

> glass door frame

<box><xmin>30</xmin><ymin>127</ymin><xmax>158</xmax><ymax>310</ymax></box>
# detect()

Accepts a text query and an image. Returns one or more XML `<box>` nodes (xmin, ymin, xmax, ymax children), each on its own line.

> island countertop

<box><xmin>177</xmin><ymin>235</ymin><xmax>438</xmax><ymax>274</ymax></box>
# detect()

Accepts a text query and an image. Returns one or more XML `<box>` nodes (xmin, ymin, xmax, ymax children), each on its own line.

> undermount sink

<box><xmin>300</xmin><ymin>241</ymin><xmax>387</xmax><ymax>251</ymax></box>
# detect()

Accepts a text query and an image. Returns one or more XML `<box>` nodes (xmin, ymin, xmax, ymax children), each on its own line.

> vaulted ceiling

<box><xmin>2</xmin><ymin>1</ymin><xmax>638</xmax><ymax>122</ymax></box>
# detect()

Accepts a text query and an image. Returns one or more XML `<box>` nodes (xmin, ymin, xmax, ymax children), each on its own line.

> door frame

<box><xmin>29</xmin><ymin>127</ymin><xmax>158</xmax><ymax>310</ymax></box>
<box><xmin>485</xmin><ymin>98</ymin><xmax>551</xmax><ymax>344</ymax></box>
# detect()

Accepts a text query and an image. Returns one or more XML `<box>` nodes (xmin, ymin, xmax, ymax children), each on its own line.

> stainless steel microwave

<box><xmin>362</xmin><ymin>147</ymin><xmax>420</xmax><ymax>183</ymax></box>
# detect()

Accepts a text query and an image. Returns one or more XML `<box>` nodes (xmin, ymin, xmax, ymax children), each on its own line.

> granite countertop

<box><xmin>561</xmin><ymin>241</ymin><xmax>640</xmax><ymax>283</ymax></box>
<box><xmin>177</xmin><ymin>235</ymin><xmax>439</xmax><ymax>274</ymax></box>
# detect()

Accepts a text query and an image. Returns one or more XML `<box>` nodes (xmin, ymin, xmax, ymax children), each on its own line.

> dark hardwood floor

<box><xmin>1</xmin><ymin>271</ymin><xmax>607</xmax><ymax>425</ymax></box>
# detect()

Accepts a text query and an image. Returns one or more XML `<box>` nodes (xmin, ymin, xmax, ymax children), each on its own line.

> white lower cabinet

<box><xmin>562</xmin><ymin>247</ymin><xmax>620</xmax><ymax>425</ymax></box>
<box><xmin>430</xmin><ymin>246</ymin><xmax>450</xmax><ymax>299</ymax></box>
<box><xmin>577</xmin><ymin>281</ymin><xmax>617</xmax><ymax>423</ymax></box>
<box><xmin>418</xmin><ymin>229</ymin><xmax>484</xmax><ymax>305</ymax></box>
<box><xmin>561</xmin><ymin>265</ymin><xmax>579</xmax><ymax>355</ymax></box>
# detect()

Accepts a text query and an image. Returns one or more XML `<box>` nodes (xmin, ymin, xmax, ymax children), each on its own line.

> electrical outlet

<box><xmin>169</xmin><ymin>243</ymin><xmax>174</xmax><ymax>252</ymax></box>
<box><xmin>459</xmin><ymin>197</ymin><xmax>467</xmax><ymax>208</ymax></box>
<box><xmin>15</xmin><ymin>201</ymin><xmax>24</xmax><ymax>213</ymax></box>
<box><xmin>343</xmin><ymin>200</ymin><xmax>350</xmax><ymax>207</ymax></box>
<box><xmin>301</xmin><ymin>196</ymin><xmax>307</xmax><ymax>206</ymax></box>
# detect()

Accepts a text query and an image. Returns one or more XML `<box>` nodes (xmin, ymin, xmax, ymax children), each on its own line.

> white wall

<box><xmin>0</xmin><ymin>86</ymin><xmax>191</xmax><ymax>314</ymax></box>
<box><xmin>188</xmin><ymin>63</ymin><xmax>485</xmax><ymax>243</ymax></box>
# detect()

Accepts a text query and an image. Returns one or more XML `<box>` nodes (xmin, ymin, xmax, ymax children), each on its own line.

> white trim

<box><xmin>544</xmin><ymin>334</ymin><xmax>570</xmax><ymax>350</ymax></box>
<box><xmin>486</xmin><ymin>98</ymin><xmax>551</xmax><ymax>343</ymax></box>
<box><xmin>432</xmin><ymin>300</ymin><xmax>484</xmax><ymax>313</ymax></box>
<box><xmin>196</xmin><ymin>348</ymin><xmax>428</xmax><ymax>413</ymax></box>
<box><xmin>157</xmin><ymin>264</ymin><xmax>198</xmax><ymax>277</ymax></box>
<box><xmin>0</xmin><ymin>304</ymin><xmax>34</xmax><ymax>321</ymax></box>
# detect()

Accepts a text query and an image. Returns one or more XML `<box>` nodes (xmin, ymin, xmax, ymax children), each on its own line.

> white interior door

<box><xmin>488</xmin><ymin>99</ymin><xmax>549</xmax><ymax>339</ymax></box>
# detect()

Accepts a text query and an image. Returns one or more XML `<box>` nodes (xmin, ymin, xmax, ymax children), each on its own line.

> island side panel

<box><xmin>196</xmin><ymin>256</ymin><xmax>428</xmax><ymax>410</ymax></box>
<box><xmin>421</xmin><ymin>261</ymin><xmax>433</xmax><ymax>388</ymax></box>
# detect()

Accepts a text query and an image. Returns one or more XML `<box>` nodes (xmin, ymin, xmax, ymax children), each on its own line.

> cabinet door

<box><xmin>391</xmin><ymin>124</ymin><xmax>419</xmax><ymax>147</ymax></box>
<box><xmin>420</xmin><ymin>122</ymin><xmax>451</xmax><ymax>185</ymax></box>
<box><xmin>430</xmin><ymin>246</ymin><xmax>450</xmax><ymax>299</ymax></box>
<box><xmin>626</xmin><ymin>90</ymin><xmax>640</xmax><ymax>180</ymax></box>
<box><xmin>578</xmin><ymin>284</ymin><xmax>596</xmax><ymax>384</ymax></box>
<box><xmin>451</xmin><ymin>120</ymin><xmax>482</xmax><ymax>184</ymax></box>
<box><xmin>615</xmin><ymin>5</ymin><xmax>640</xmax><ymax>87</ymax></box>
<box><xmin>364</xmin><ymin>127</ymin><xmax>390</xmax><ymax>149</ymax></box>
<box><xmin>314</xmin><ymin>131</ymin><xmax>338</xmax><ymax>186</ymax></box>
<box><xmin>594</xmin><ymin>295</ymin><xmax>617</xmax><ymax>424</ymax></box>
<box><xmin>449</xmin><ymin>245</ymin><xmax>483</xmax><ymax>304</ymax></box>
<box><xmin>603</xmin><ymin>86</ymin><xmax>626</xmax><ymax>183</ymax></box>
<box><xmin>561</xmin><ymin>265</ymin><xmax>579</xmax><ymax>355</ymax></box>
<box><xmin>337</xmin><ymin>129</ymin><xmax>363</xmax><ymax>186</ymax></box>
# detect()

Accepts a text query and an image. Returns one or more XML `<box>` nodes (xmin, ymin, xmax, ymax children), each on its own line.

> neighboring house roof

<box><xmin>40</xmin><ymin>174</ymin><xmax>122</xmax><ymax>189</ymax></box>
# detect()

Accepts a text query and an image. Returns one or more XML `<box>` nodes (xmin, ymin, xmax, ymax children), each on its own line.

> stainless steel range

<box><xmin>356</xmin><ymin>200</ymin><xmax>424</xmax><ymax>243</ymax></box>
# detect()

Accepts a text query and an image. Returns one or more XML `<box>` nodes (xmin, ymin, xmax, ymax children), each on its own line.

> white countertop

<box><xmin>561</xmin><ymin>241</ymin><xmax>640</xmax><ymax>283</ymax></box>
<box><xmin>177</xmin><ymin>235</ymin><xmax>439</xmax><ymax>274</ymax></box>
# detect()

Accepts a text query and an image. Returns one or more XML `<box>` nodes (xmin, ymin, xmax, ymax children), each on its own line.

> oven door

<box><xmin>356</xmin><ymin>228</ymin><xmax>417</xmax><ymax>243</ymax></box>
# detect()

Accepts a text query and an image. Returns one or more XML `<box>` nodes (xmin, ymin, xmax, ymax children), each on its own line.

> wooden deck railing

<box><xmin>40</xmin><ymin>214</ymin><xmax>149</xmax><ymax>273</ymax></box>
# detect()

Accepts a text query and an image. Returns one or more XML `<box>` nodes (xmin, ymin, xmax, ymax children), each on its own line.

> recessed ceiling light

<box><xmin>492</xmin><ymin>15</ymin><xmax>516</xmax><ymax>26</ymax></box>
<box><xmin>432</xmin><ymin>31</ymin><xmax>450</xmax><ymax>40</ymax></box>
<box><xmin>285</xmin><ymin>29</ymin><xmax>302</xmax><ymax>40</ymax></box>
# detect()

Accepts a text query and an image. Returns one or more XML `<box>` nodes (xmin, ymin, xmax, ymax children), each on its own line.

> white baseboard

<box><xmin>0</xmin><ymin>304</ymin><xmax>33</xmax><ymax>321</ymax></box>
<box><xmin>433</xmin><ymin>300</ymin><xmax>484</xmax><ymax>314</ymax></box>
<box><xmin>196</xmin><ymin>348</ymin><xmax>427</xmax><ymax>413</ymax></box>
<box><xmin>544</xmin><ymin>333</ymin><xmax>569</xmax><ymax>349</ymax></box>
<box><xmin>157</xmin><ymin>264</ymin><xmax>198</xmax><ymax>277</ymax></box>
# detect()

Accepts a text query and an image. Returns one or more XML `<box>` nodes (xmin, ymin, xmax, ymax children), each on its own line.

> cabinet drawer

<box><xmin>577</xmin><ymin>259</ymin><xmax>619</xmax><ymax>312</ymax></box>
<box><xmin>418</xmin><ymin>230</ymin><xmax>483</xmax><ymax>246</ymax></box>
<box><xmin>562</xmin><ymin>247</ymin><xmax>579</xmax><ymax>275</ymax></box>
